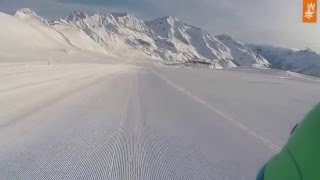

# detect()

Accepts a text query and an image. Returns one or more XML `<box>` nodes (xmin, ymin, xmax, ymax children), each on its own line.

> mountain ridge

<box><xmin>247</xmin><ymin>44</ymin><xmax>320</xmax><ymax>77</ymax></box>
<box><xmin>56</xmin><ymin>9</ymin><xmax>270</xmax><ymax>69</ymax></box>
<box><xmin>6</xmin><ymin>8</ymin><xmax>320</xmax><ymax>77</ymax></box>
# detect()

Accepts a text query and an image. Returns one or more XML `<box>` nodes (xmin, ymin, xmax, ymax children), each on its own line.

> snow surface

<box><xmin>1</xmin><ymin>60</ymin><xmax>320</xmax><ymax>179</ymax></box>
<box><xmin>0</xmin><ymin>9</ymin><xmax>320</xmax><ymax>180</ymax></box>
<box><xmin>0</xmin><ymin>10</ymin><xmax>107</xmax><ymax>63</ymax></box>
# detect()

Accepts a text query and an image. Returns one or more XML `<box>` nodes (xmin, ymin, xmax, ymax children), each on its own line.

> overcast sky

<box><xmin>1</xmin><ymin>0</ymin><xmax>320</xmax><ymax>51</ymax></box>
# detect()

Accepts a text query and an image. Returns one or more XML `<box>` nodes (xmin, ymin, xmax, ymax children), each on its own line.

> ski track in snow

<box><xmin>150</xmin><ymin>68</ymin><xmax>281</xmax><ymax>152</ymax></box>
<box><xmin>0</xmin><ymin>60</ymin><xmax>319</xmax><ymax>180</ymax></box>
<box><xmin>0</xmin><ymin>63</ymin><xmax>268</xmax><ymax>179</ymax></box>
<box><xmin>0</xmin><ymin>62</ymin><xmax>319</xmax><ymax>180</ymax></box>
<box><xmin>108</xmin><ymin>77</ymin><xmax>131</xmax><ymax>179</ymax></box>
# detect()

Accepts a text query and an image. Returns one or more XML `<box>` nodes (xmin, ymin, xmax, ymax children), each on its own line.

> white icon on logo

<box><xmin>305</xmin><ymin>3</ymin><xmax>316</xmax><ymax>19</ymax></box>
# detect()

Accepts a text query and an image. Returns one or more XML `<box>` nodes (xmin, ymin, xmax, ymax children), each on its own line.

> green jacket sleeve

<box><xmin>264</xmin><ymin>103</ymin><xmax>320</xmax><ymax>180</ymax></box>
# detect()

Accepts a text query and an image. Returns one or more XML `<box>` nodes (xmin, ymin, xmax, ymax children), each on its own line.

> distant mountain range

<box><xmin>3</xmin><ymin>8</ymin><xmax>320</xmax><ymax>77</ymax></box>
<box><xmin>247</xmin><ymin>44</ymin><xmax>320</xmax><ymax>77</ymax></box>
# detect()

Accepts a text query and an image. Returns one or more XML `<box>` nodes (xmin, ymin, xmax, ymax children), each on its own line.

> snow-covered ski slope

<box><xmin>0</xmin><ymin>9</ymin><xmax>320</xmax><ymax>180</ymax></box>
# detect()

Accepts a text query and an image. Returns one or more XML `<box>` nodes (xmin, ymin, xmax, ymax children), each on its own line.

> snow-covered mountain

<box><xmin>15</xmin><ymin>8</ymin><xmax>49</xmax><ymax>25</ymax></box>
<box><xmin>216</xmin><ymin>35</ymin><xmax>270</xmax><ymax>68</ymax></box>
<box><xmin>65</xmin><ymin>10</ymin><xmax>88</xmax><ymax>22</ymax></box>
<box><xmin>2</xmin><ymin>8</ymin><xmax>320</xmax><ymax>77</ymax></box>
<box><xmin>1</xmin><ymin>8</ymin><xmax>271</xmax><ymax>68</ymax></box>
<box><xmin>62</xmin><ymin>10</ymin><xmax>270</xmax><ymax>69</ymax></box>
<box><xmin>0</xmin><ymin>8</ymin><xmax>109</xmax><ymax>63</ymax></box>
<box><xmin>247</xmin><ymin>44</ymin><xmax>320</xmax><ymax>77</ymax></box>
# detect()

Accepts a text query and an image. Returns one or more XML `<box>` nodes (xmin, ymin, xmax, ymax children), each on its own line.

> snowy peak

<box><xmin>216</xmin><ymin>34</ymin><xmax>270</xmax><ymax>68</ymax></box>
<box><xmin>109</xmin><ymin>13</ymin><xmax>151</xmax><ymax>33</ymax></box>
<box><xmin>77</xmin><ymin>11</ymin><xmax>153</xmax><ymax>38</ymax></box>
<box><xmin>15</xmin><ymin>8</ymin><xmax>48</xmax><ymax>24</ymax></box>
<box><xmin>301</xmin><ymin>48</ymin><xmax>316</xmax><ymax>54</ymax></box>
<box><xmin>83</xmin><ymin>11</ymin><xmax>145</xmax><ymax>29</ymax></box>
<box><xmin>15</xmin><ymin>8</ymin><xmax>40</xmax><ymax>20</ymax></box>
<box><xmin>143</xmin><ymin>17</ymin><xmax>238</xmax><ymax>67</ymax></box>
<box><xmin>15</xmin><ymin>8</ymin><xmax>36</xmax><ymax>16</ymax></box>
<box><xmin>156</xmin><ymin>16</ymin><xmax>180</xmax><ymax>25</ymax></box>
<box><xmin>65</xmin><ymin>10</ymin><xmax>88</xmax><ymax>22</ymax></box>
<box><xmin>147</xmin><ymin>16</ymin><xmax>179</xmax><ymax>25</ymax></box>
<box><xmin>145</xmin><ymin>16</ymin><xmax>181</xmax><ymax>39</ymax></box>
